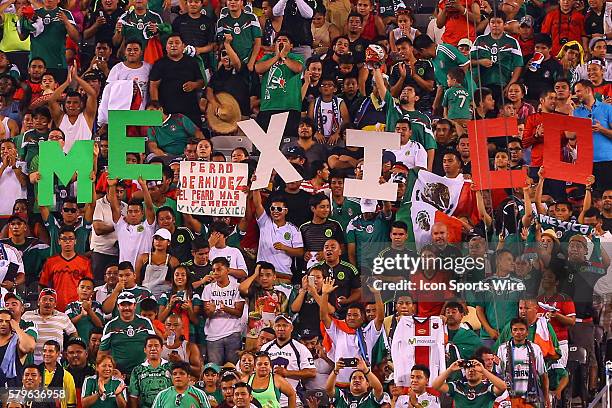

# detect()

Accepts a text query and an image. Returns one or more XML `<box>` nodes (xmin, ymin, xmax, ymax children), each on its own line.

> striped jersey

<box><xmin>391</xmin><ymin>316</ymin><xmax>446</xmax><ymax>386</ymax></box>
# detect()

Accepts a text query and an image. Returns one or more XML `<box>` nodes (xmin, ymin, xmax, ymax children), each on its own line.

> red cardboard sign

<box><xmin>541</xmin><ymin>113</ymin><xmax>593</xmax><ymax>185</ymax></box>
<box><xmin>468</xmin><ymin>118</ymin><xmax>528</xmax><ymax>190</ymax></box>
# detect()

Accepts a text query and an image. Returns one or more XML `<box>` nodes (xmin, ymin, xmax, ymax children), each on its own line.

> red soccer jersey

<box><xmin>39</xmin><ymin>254</ymin><xmax>93</xmax><ymax>312</ymax></box>
<box><xmin>411</xmin><ymin>270</ymin><xmax>453</xmax><ymax>317</ymax></box>
<box><xmin>537</xmin><ymin>293</ymin><xmax>576</xmax><ymax>341</ymax></box>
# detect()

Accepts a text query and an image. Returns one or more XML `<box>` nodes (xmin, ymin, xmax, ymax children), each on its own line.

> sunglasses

<box><xmin>62</xmin><ymin>207</ymin><xmax>78</xmax><ymax>213</ymax></box>
<box><xmin>270</xmin><ymin>206</ymin><xmax>285</xmax><ymax>212</ymax></box>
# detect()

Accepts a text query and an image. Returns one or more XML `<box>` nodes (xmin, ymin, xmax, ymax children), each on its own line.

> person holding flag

<box><xmin>319</xmin><ymin>277</ymin><xmax>384</xmax><ymax>387</ymax></box>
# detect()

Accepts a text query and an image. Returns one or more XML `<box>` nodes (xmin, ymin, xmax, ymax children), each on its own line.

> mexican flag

<box><xmin>409</xmin><ymin>169</ymin><xmax>464</xmax><ymax>215</ymax></box>
<box><xmin>411</xmin><ymin>201</ymin><xmax>464</xmax><ymax>250</ymax></box>
<box><xmin>397</xmin><ymin>169</ymin><xmax>465</xmax><ymax>249</ymax></box>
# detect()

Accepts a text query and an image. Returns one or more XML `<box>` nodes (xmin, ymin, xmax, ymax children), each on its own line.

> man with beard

<box><xmin>281</xmin><ymin>118</ymin><xmax>327</xmax><ymax>172</ymax></box>
<box><xmin>373</xmin><ymin>67</ymin><xmax>436</xmax><ymax>171</ymax></box>
<box><xmin>65</xmin><ymin>337</ymin><xmax>95</xmax><ymax>407</ymax></box>
<box><xmin>99</xmin><ymin>292</ymin><xmax>156</xmax><ymax>376</ymax></box>
<box><xmin>321</xmin><ymin>36</ymin><xmax>350</xmax><ymax>78</ymax></box>
<box><xmin>431</xmin><ymin>222</ymin><xmax>462</xmax><ymax>259</ymax></box>
<box><xmin>14</xmin><ymin>59</ymin><xmax>46</xmax><ymax>106</ymax></box>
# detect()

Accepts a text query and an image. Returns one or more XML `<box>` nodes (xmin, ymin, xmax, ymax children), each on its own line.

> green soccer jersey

<box><xmin>147</xmin><ymin>114</ymin><xmax>198</xmax><ymax>156</ymax></box>
<box><xmin>333</xmin><ymin>388</ymin><xmax>382</xmax><ymax>408</ymax></box>
<box><xmin>477</xmin><ymin>276</ymin><xmax>525</xmax><ymax>339</ymax></box>
<box><xmin>21</xmin><ymin>7</ymin><xmax>75</xmax><ymax>69</ymax></box>
<box><xmin>443</xmin><ymin>85</ymin><xmax>472</xmax><ymax>120</ymax></box>
<box><xmin>99</xmin><ymin>315</ymin><xmax>156</xmax><ymax>375</ymax></box>
<box><xmin>44</xmin><ymin>213</ymin><xmax>91</xmax><ymax>256</ymax></box>
<box><xmin>346</xmin><ymin>214</ymin><xmax>391</xmax><ymax>269</ymax></box>
<box><xmin>129</xmin><ymin>360</ymin><xmax>172</xmax><ymax>408</ymax></box>
<box><xmin>434</xmin><ymin>43</ymin><xmax>476</xmax><ymax>93</ymax></box>
<box><xmin>152</xmin><ymin>385</ymin><xmax>210</xmax><ymax>408</ymax></box>
<box><xmin>0</xmin><ymin>238</ymin><xmax>49</xmax><ymax>283</ymax></box>
<box><xmin>21</xmin><ymin>319</ymin><xmax>38</xmax><ymax>366</ymax></box>
<box><xmin>82</xmin><ymin>375</ymin><xmax>127</xmax><ymax>408</ymax></box>
<box><xmin>216</xmin><ymin>11</ymin><xmax>262</xmax><ymax>62</ymax></box>
<box><xmin>260</xmin><ymin>52</ymin><xmax>304</xmax><ymax>112</ymax></box>
<box><xmin>65</xmin><ymin>300</ymin><xmax>104</xmax><ymax>345</ymax></box>
<box><xmin>330</xmin><ymin>198</ymin><xmax>362</xmax><ymax>230</ymax></box>
<box><xmin>446</xmin><ymin>381</ymin><xmax>497</xmax><ymax>408</ymax></box>
<box><xmin>384</xmin><ymin>90</ymin><xmax>437</xmax><ymax>150</ymax></box>
<box><xmin>471</xmin><ymin>33</ymin><xmax>523</xmax><ymax>88</ymax></box>
<box><xmin>117</xmin><ymin>9</ymin><xmax>163</xmax><ymax>47</ymax></box>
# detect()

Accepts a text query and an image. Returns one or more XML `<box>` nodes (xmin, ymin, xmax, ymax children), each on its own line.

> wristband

<box><xmin>364</xmin><ymin>369</ymin><xmax>371</xmax><ymax>376</ymax></box>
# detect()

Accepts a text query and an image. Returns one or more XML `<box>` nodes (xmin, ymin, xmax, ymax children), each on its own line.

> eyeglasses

<box><xmin>62</xmin><ymin>207</ymin><xmax>78</xmax><ymax>213</ymax></box>
<box><xmin>270</xmin><ymin>206</ymin><xmax>285</xmax><ymax>212</ymax></box>
<box><xmin>175</xmin><ymin>393</ymin><xmax>183</xmax><ymax>406</ymax></box>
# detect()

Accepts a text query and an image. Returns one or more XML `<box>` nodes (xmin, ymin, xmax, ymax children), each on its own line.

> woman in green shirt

<box><xmin>247</xmin><ymin>353</ymin><xmax>297</xmax><ymax>408</ymax></box>
<box><xmin>81</xmin><ymin>355</ymin><xmax>128</xmax><ymax>408</ymax></box>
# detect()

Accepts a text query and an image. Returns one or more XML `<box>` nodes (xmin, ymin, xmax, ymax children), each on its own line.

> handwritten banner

<box><xmin>177</xmin><ymin>161</ymin><xmax>248</xmax><ymax>217</ymax></box>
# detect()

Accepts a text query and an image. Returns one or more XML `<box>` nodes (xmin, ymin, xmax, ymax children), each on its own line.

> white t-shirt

<box><xmin>261</xmin><ymin>339</ymin><xmax>316</xmax><ymax>406</ymax></box>
<box><xmin>209</xmin><ymin>246</ymin><xmax>248</xmax><ymax>278</ymax></box>
<box><xmin>201</xmin><ymin>280</ymin><xmax>244</xmax><ymax>341</ymax></box>
<box><xmin>106</xmin><ymin>62</ymin><xmax>151</xmax><ymax>106</ymax></box>
<box><xmin>256</xmin><ymin>213</ymin><xmax>303</xmax><ymax>275</ymax></box>
<box><xmin>91</xmin><ymin>196</ymin><xmax>127</xmax><ymax>255</ymax></box>
<box><xmin>325</xmin><ymin>319</ymin><xmax>383</xmax><ymax>384</ymax></box>
<box><xmin>0</xmin><ymin>161</ymin><xmax>27</xmax><ymax>216</ymax></box>
<box><xmin>396</xmin><ymin>393</ymin><xmax>440</xmax><ymax>408</ymax></box>
<box><xmin>113</xmin><ymin>217</ymin><xmax>156</xmax><ymax>268</ymax></box>
<box><xmin>389</xmin><ymin>140</ymin><xmax>427</xmax><ymax>170</ymax></box>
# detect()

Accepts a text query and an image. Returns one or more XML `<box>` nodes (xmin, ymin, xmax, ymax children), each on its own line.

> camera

<box><xmin>458</xmin><ymin>360</ymin><xmax>475</xmax><ymax>368</ymax></box>
<box><xmin>340</xmin><ymin>358</ymin><xmax>358</xmax><ymax>367</ymax></box>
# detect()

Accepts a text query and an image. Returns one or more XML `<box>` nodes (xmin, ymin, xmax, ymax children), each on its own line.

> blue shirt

<box><xmin>573</xmin><ymin>100</ymin><xmax>612</xmax><ymax>162</ymax></box>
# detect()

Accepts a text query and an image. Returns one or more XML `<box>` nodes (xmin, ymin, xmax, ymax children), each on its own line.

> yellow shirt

<box><xmin>43</xmin><ymin>367</ymin><xmax>77</xmax><ymax>408</ymax></box>
<box><xmin>0</xmin><ymin>13</ymin><xmax>30</xmax><ymax>52</ymax></box>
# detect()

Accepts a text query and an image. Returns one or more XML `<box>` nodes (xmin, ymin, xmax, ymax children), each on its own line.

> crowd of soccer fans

<box><xmin>0</xmin><ymin>0</ymin><xmax>609</xmax><ymax>406</ymax></box>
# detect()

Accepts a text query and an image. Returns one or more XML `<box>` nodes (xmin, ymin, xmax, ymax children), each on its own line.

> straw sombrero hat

<box><xmin>206</xmin><ymin>92</ymin><xmax>241</xmax><ymax>135</ymax></box>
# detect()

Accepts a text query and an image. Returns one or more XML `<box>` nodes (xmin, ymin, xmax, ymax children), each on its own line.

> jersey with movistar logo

<box><xmin>470</xmin><ymin>33</ymin><xmax>523</xmax><ymax>87</ymax></box>
<box><xmin>446</xmin><ymin>381</ymin><xmax>496</xmax><ymax>408</ymax></box>
<box><xmin>20</xmin><ymin>7</ymin><xmax>76</xmax><ymax>69</ymax></box>
<box><xmin>99</xmin><ymin>315</ymin><xmax>155</xmax><ymax>374</ymax></box>
<box><xmin>151</xmin><ymin>385</ymin><xmax>210</xmax><ymax>408</ymax></box>
<box><xmin>117</xmin><ymin>9</ymin><xmax>163</xmax><ymax>47</ymax></box>
<box><xmin>128</xmin><ymin>360</ymin><xmax>172</xmax><ymax>408</ymax></box>
<box><xmin>215</xmin><ymin>11</ymin><xmax>262</xmax><ymax>62</ymax></box>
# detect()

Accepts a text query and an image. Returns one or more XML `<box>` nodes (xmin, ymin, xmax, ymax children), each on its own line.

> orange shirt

<box><xmin>438</xmin><ymin>0</ymin><xmax>478</xmax><ymax>46</ymax></box>
<box><xmin>541</xmin><ymin>9</ymin><xmax>586</xmax><ymax>56</ymax></box>
<box><xmin>39</xmin><ymin>254</ymin><xmax>93</xmax><ymax>312</ymax></box>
